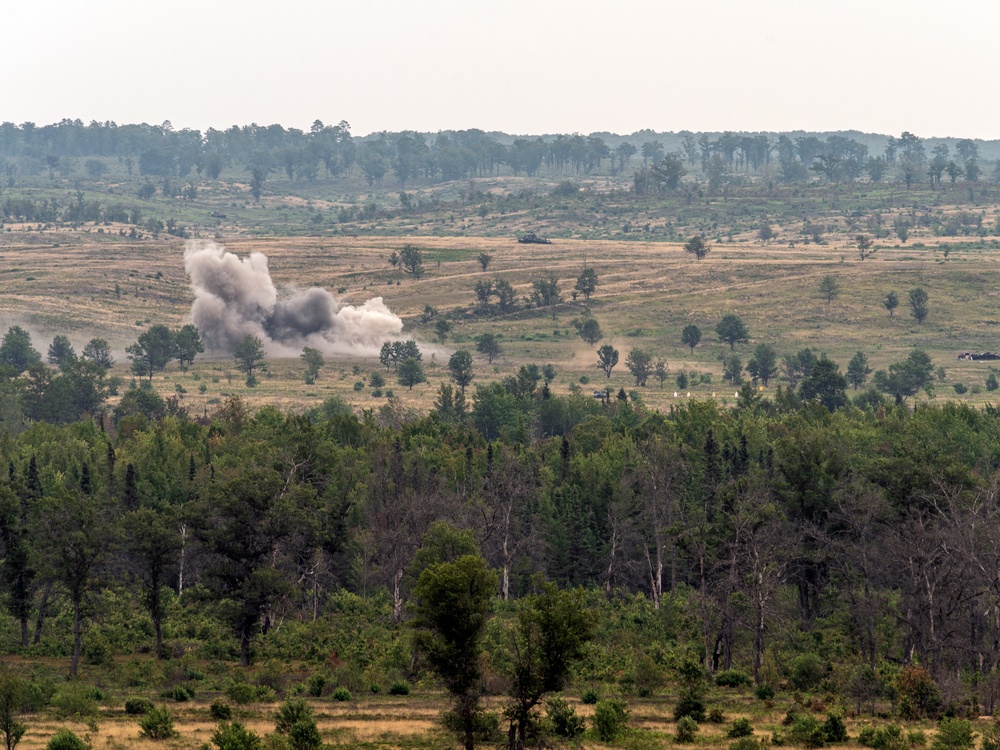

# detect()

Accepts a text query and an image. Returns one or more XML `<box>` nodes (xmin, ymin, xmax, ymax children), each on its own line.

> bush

<box><xmin>51</xmin><ymin>683</ymin><xmax>100</xmax><ymax>719</ymax></box>
<box><xmin>275</xmin><ymin>699</ymin><xmax>312</xmax><ymax>734</ymax></box>
<box><xmin>388</xmin><ymin>681</ymin><xmax>410</xmax><ymax>696</ymax></box>
<box><xmin>788</xmin><ymin>715</ymin><xmax>827</xmax><ymax>748</ymax></box>
<box><xmin>754</xmin><ymin>683</ymin><xmax>775</xmax><ymax>701</ymax></box>
<box><xmin>987</xmin><ymin>373</ymin><xmax>999</xmax><ymax>392</ymax></box>
<box><xmin>716</xmin><ymin>670</ymin><xmax>752</xmax><ymax>688</ymax></box>
<box><xmin>212</xmin><ymin>723</ymin><xmax>263</xmax><ymax>750</ymax></box>
<box><xmin>730</xmin><ymin>718</ymin><xmax>755</xmax><ymax>739</ymax></box>
<box><xmin>790</xmin><ymin>654</ymin><xmax>826</xmax><ymax>692</ymax></box>
<box><xmin>332</xmin><ymin>687</ymin><xmax>351</xmax><ymax>702</ymax></box>
<box><xmin>140</xmin><ymin>706</ymin><xmax>178</xmax><ymax>739</ymax></box>
<box><xmin>824</xmin><ymin>712</ymin><xmax>849</xmax><ymax>743</ymax></box>
<box><xmin>210</xmin><ymin>701</ymin><xmax>232</xmax><ymax>721</ymax></box>
<box><xmin>708</xmin><ymin>708</ymin><xmax>726</xmax><ymax>724</ymax></box>
<box><xmin>124</xmin><ymin>697</ymin><xmax>153</xmax><ymax>715</ymax></box>
<box><xmin>732</xmin><ymin>738</ymin><xmax>766</xmax><ymax>750</ymax></box>
<box><xmin>593</xmin><ymin>699</ymin><xmax>629</xmax><ymax>743</ymax></box>
<box><xmin>226</xmin><ymin>683</ymin><xmax>258</xmax><ymax>705</ymax></box>
<box><xmin>46</xmin><ymin>729</ymin><xmax>87</xmax><ymax>750</ymax></box>
<box><xmin>897</xmin><ymin>666</ymin><xmax>941</xmax><ymax>719</ymax></box>
<box><xmin>953</xmin><ymin>383</ymin><xmax>968</xmax><ymax>395</ymax></box>
<box><xmin>909</xmin><ymin>730</ymin><xmax>928</xmax><ymax>748</ymax></box>
<box><xmin>547</xmin><ymin>697</ymin><xmax>585</xmax><ymax>740</ymax></box>
<box><xmin>288</xmin><ymin>720</ymin><xmax>322</xmax><ymax>750</ymax></box>
<box><xmin>581</xmin><ymin>688</ymin><xmax>599</xmax><ymax>705</ymax></box>
<box><xmin>978</xmin><ymin>722</ymin><xmax>1000</xmax><ymax>750</ymax></box>
<box><xmin>676</xmin><ymin>716</ymin><xmax>699</xmax><ymax>743</ymax></box>
<box><xmin>305</xmin><ymin>675</ymin><xmax>325</xmax><ymax>698</ymax></box>
<box><xmin>866</xmin><ymin>724</ymin><xmax>906</xmax><ymax>750</ymax></box>
<box><xmin>931</xmin><ymin>719</ymin><xmax>976</xmax><ymax>750</ymax></box>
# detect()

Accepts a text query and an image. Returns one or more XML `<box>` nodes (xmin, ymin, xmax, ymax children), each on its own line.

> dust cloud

<box><xmin>184</xmin><ymin>241</ymin><xmax>403</xmax><ymax>356</ymax></box>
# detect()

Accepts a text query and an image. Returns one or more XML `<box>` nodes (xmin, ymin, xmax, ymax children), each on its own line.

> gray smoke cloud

<box><xmin>185</xmin><ymin>241</ymin><xmax>403</xmax><ymax>356</ymax></box>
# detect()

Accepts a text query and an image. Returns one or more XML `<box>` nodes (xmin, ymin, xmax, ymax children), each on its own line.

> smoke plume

<box><xmin>185</xmin><ymin>241</ymin><xmax>403</xmax><ymax>356</ymax></box>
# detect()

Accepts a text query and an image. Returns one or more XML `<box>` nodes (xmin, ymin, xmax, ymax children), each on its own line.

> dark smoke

<box><xmin>185</xmin><ymin>241</ymin><xmax>403</xmax><ymax>355</ymax></box>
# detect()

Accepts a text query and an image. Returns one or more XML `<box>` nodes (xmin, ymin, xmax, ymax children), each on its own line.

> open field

<box><xmin>13</xmin><ymin>684</ymin><xmax>964</xmax><ymax>750</ymax></box>
<box><xmin>2</xmin><ymin>226</ymin><xmax>1000</xmax><ymax>414</ymax></box>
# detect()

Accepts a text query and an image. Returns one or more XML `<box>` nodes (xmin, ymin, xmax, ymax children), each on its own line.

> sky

<box><xmin>5</xmin><ymin>0</ymin><xmax>999</xmax><ymax>140</ymax></box>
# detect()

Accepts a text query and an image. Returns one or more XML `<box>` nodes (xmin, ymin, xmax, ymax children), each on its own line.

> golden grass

<box><xmin>3</xmin><ymin>227</ymin><xmax>1000</xmax><ymax>414</ymax></box>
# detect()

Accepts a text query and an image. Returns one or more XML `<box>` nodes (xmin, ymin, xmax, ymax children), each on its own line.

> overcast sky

<box><xmin>5</xmin><ymin>0</ymin><xmax>998</xmax><ymax>140</ymax></box>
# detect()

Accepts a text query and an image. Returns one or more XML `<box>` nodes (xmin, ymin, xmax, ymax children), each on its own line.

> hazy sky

<box><xmin>6</xmin><ymin>0</ymin><xmax>998</xmax><ymax>139</ymax></box>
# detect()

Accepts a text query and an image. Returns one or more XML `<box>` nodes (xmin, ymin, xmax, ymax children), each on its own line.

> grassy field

<box><xmin>3</xmin><ymin>225</ymin><xmax>1000</xmax><ymax>415</ymax></box>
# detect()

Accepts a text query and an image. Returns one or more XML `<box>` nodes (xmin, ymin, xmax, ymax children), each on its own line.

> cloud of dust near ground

<box><xmin>184</xmin><ymin>241</ymin><xmax>403</xmax><ymax>357</ymax></box>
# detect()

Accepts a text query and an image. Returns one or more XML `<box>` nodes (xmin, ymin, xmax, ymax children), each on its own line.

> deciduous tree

<box><xmin>597</xmin><ymin>345</ymin><xmax>619</xmax><ymax>379</ymax></box>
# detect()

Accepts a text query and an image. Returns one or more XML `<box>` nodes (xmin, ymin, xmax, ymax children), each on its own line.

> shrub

<box><xmin>226</xmin><ymin>683</ymin><xmax>258</xmax><ymax>705</ymax></box>
<box><xmin>868</xmin><ymin>724</ymin><xmax>907</xmax><ymax>750</ymax></box>
<box><xmin>288</xmin><ymin>720</ymin><xmax>321</xmax><ymax>750</ymax></box>
<box><xmin>124</xmin><ymin>697</ymin><xmax>153</xmax><ymax>715</ymax></box>
<box><xmin>388</xmin><ymin>681</ymin><xmax>410</xmax><ymax>696</ymax></box>
<box><xmin>212</xmin><ymin>722</ymin><xmax>264</xmax><ymax>750</ymax></box>
<box><xmin>754</xmin><ymin>683</ymin><xmax>775</xmax><ymax>701</ymax></box>
<box><xmin>731</xmin><ymin>738</ymin><xmax>766</xmax><ymax>750</ymax></box>
<box><xmin>442</xmin><ymin>710</ymin><xmax>501</xmax><ymax>744</ymax></box>
<box><xmin>824</xmin><ymin>712</ymin><xmax>849</xmax><ymax>743</ymax></box>
<box><xmin>275</xmin><ymin>699</ymin><xmax>312</xmax><ymax>735</ymax></box>
<box><xmin>931</xmin><ymin>719</ymin><xmax>976</xmax><ymax>750</ymax></box>
<box><xmin>987</xmin><ymin>373</ymin><xmax>999</xmax><ymax>392</ymax></box>
<box><xmin>716</xmin><ymin>670</ymin><xmax>752</xmax><ymax>688</ymax></box>
<box><xmin>790</xmin><ymin>654</ymin><xmax>826</xmax><ymax>692</ymax></box>
<box><xmin>676</xmin><ymin>716</ymin><xmax>699</xmax><ymax>743</ymax></box>
<box><xmin>169</xmin><ymin>684</ymin><xmax>194</xmax><ymax>702</ymax></box>
<box><xmin>140</xmin><ymin>706</ymin><xmax>178</xmax><ymax>739</ymax></box>
<box><xmin>581</xmin><ymin>688</ymin><xmax>598</xmax><ymax>705</ymax></box>
<box><xmin>909</xmin><ymin>730</ymin><xmax>928</xmax><ymax>748</ymax></box>
<box><xmin>788</xmin><ymin>715</ymin><xmax>827</xmax><ymax>748</ymax></box>
<box><xmin>953</xmin><ymin>383</ymin><xmax>968</xmax><ymax>395</ymax></box>
<box><xmin>46</xmin><ymin>729</ymin><xmax>87</xmax><ymax>750</ymax></box>
<box><xmin>210</xmin><ymin>701</ymin><xmax>232</xmax><ymax>721</ymax></box>
<box><xmin>708</xmin><ymin>708</ymin><xmax>726</xmax><ymax>723</ymax></box>
<box><xmin>979</xmin><ymin>723</ymin><xmax>1000</xmax><ymax>750</ymax></box>
<box><xmin>729</xmin><ymin>718</ymin><xmax>755</xmax><ymax>738</ymax></box>
<box><xmin>305</xmin><ymin>675</ymin><xmax>325</xmax><ymax>698</ymax></box>
<box><xmin>593</xmin><ymin>699</ymin><xmax>629</xmax><ymax>743</ymax></box>
<box><xmin>547</xmin><ymin>697</ymin><xmax>585</xmax><ymax>740</ymax></box>
<box><xmin>332</xmin><ymin>687</ymin><xmax>351</xmax><ymax>702</ymax></box>
<box><xmin>897</xmin><ymin>666</ymin><xmax>941</xmax><ymax>719</ymax></box>
<box><xmin>51</xmin><ymin>683</ymin><xmax>100</xmax><ymax>719</ymax></box>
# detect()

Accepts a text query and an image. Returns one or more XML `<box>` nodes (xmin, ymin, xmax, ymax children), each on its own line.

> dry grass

<box><xmin>3</xmin><ymin>228</ymin><xmax>1000</xmax><ymax>414</ymax></box>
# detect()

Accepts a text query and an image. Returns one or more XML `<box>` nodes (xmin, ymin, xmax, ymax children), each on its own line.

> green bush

<box><xmin>275</xmin><ymin>699</ymin><xmax>312</xmax><ymax>734</ymax></box>
<box><xmin>210</xmin><ymin>701</ymin><xmax>232</xmax><ymax>721</ymax></box>
<box><xmin>593</xmin><ymin>698</ymin><xmax>629</xmax><ymax>743</ymax></box>
<box><xmin>909</xmin><ymin>730</ymin><xmax>928</xmax><ymax>748</ymax></box>
<box><xmin>226</xmin><ymin>683</ymin><xmax>258</xmax><ymax>705</ymax></box>
<box><xmin>305</xmin><ymin>675</ymin><xmax>325</xmax><ymax>698</ymax></box>
<box><xmin>46</xmin><ymin>729</ymin><xmax>87</xmax><ymax>750</ymax></box>
<box><xmin>987</xmin><ymin>373</ymin><xmax>999</xmax><ymax>392</ymax></box>
<box><xmin>869</xmin><ymin>724</ymin><xmax>907</xmax><ymax>750</ymax></box>
<box><xmin>581</xmin><ymin>688</ymin><xmax>598</xmax><ymax>705</ymax></box>
<box><xmin>953</xmin><ymin>383</ymin><xmax>968</xmax><ymax>395</ymax></box>
<box><xmin>753</xmin><ymin>683</ymin><xmax>775</xmax><ymax>701</ymax></box>
<box><xmin>124</xmin><ymin>697</ymin><xmax>153</xmax><ymax>715</ymax></box>
<box><xmin>288</xmin><ymin>719</ymin><xmax>322</xmax><ymax>750</ymax></box>
<box><xmin>51</xmin><ymin>683</ymin><xmax>100</xmax><ymax>719</ymax></box>
<box><xmin>931</xmin><ymin>719</ymin><xmax>976</xmax><ymax>750</ymax></box>
<box><xmin>790</xmin><ymin>654</ymin><xmax>826</xmax><ymax>692</ymax></box>
<box><xmin>547</xmin><ymin>698</ymin><xmax>585</xmax><ymax>740</ymax></box>
<box><xmin>729</xmin><ymin>718</ymin><xmax>755</xmax><ymax>738</ymax></box>
<box><xmin>824</xmin><ymin>712</ymin><xmax>849</xmax><ymax>743</ymax></box>
<box><xmin>332</xmin><ymin>687</ymin><xmax>351</xmax><ymax>702</ymax></box>
<box><xmin>979</xmin><ymin>723</ymin><xmax>1000</xmax><ymax>750</ymax></box>
<box><xmin>858</xmin><ymin>725</ymin><xmax>877</xmax><ymax>747</ymax></box>
<box><xmin>716</xmin><ymin>670</ymin><xmax>752</xmax><ymax>688</ymax></box>
<box><xmin>212</xmin><ymin>723</ymin><xmax>263</xmax><ymax>750</ymax></box>
<box><xmin>139</xmin><ymin>706</ymin><xmax>178</xmax><ymax>739</ymax></box>
<box><xmin>788</xmin><ymin>715</ymin><xmax>827</xmax><ymax>748</ymax></box>
<box><xmin>676</xmin><ymin>716</ymin><xmax>699</xmax><ymax>743</ymax></box>
<box><xmin>708</xmin><ymin>708</ymin><xmax>726</xmax><ymax>724</ymax></box>
<box><xmin>388</xmin><ymin>681</ymin><xmax>410</xmax><ymax>696</ymax></box>
<box><xmin>731</xmin><ymin>738</ymin><xmax>766</xmax><ymax>750</ymax></box>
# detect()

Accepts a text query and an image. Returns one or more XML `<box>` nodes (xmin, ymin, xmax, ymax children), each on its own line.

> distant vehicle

<box><xmin>518</xmin><ymin>232</ymin><xmax>552</xmax><ymax>245</ymax></box>
<box><xmin>593</xmin><ymin>389</ymin><xmax>608</xmax><ymax>399</ymax></box>
<box><xmin>958</xmin><ymin>352</ymin><xmax>1000</xmax><ymax>360</ymax></box>
<box><xmin>210</xmin><ymin>212</ymin><xmax>227</xmax><ymax>219</ymax></box>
